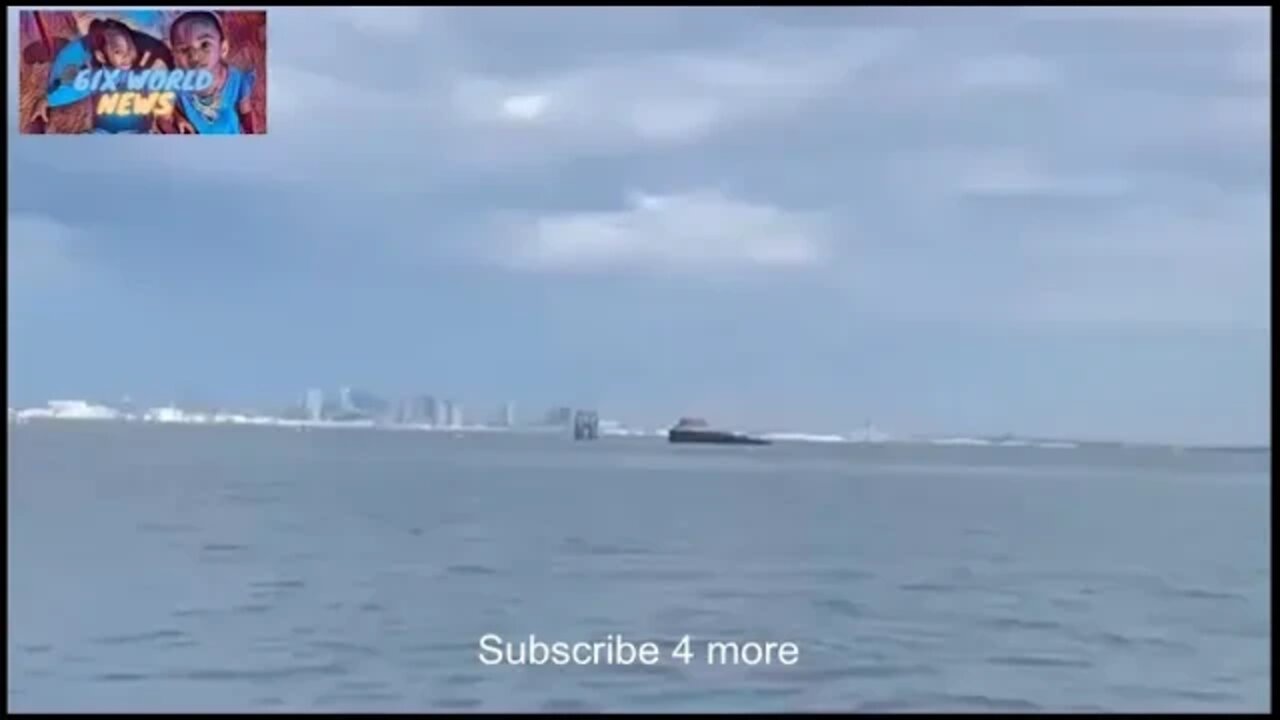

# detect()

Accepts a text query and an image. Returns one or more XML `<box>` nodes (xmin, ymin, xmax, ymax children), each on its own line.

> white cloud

<box><xmin>500</xmin><ymin>93</ymin><xmax>550</xmax><ymax>122</ymax></box>
<box><xmin>1233</xmin><ymin>40</ymin><xmax>1271</xmax><ymax>86</ymax></box>
<box><xmin>1199</xmin><ymin>94</ymin><xmax>1271</xmax><ymax>142</ymax></box>
<box><xmin>9</xmin><ymin>6</ymin><xmax>1269</xmax><ymax>337</ymax></box>
<box><xmin>16</xmin><ymin>21</ymin><xmax>906</xmax><ymax>190</ymax></box>
<box><xmin>327</xmin><ymin>7</ymin><xmax>434</xmax><ymax>39</ymax></box>
<box><xmin>954</xmin><ymin>53</ymin><xmax>1059</xmax><ymax>91</ymax></box>
<box><xmin>449</xmin><ymin>25</ymin><xmax>910</xmax><ymax>149</ymax></box>
<box><xmin>955</xmin><ymin>150</ymin><xmax>1133</xmax><ymax>199</ymax></box>
<box><xmin>1001</xmin><ymin>188</ymin><xmax>1268</xmax><ymax>331</ymax></box>
<box><xmin>115</xmin><ymin>21</ymin><xmax>909</xmax><ymax>189</ymax></box>
<box><xmin>1017</xmin><ymin>6</ymin><xmax>1270</xmax><ymax>28</ymax></box>
<box><xmin>267</xmin><ymin>65</ymin><xmax>351</xmax><ymax>120</ymax></box>
<box><xmin>496</xmin><ymin>190</ymin><xmax>829</xmax><ymax>273</ymax></box>
<box><xmin>892</xmin><ymin>147</ymin><xmax>1134</xmax><ymax>200</ymax></box>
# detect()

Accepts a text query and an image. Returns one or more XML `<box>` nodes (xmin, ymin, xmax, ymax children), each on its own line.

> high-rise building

<box><xmin>544</xmin><ymin>407</ymin><xmax>573</xmax><ymax>427</ymax></box>
<box><xmin>449</xmin><ymin>403</ymin><xmax>464</xmax><ymax>428</ymax></box>
<box><xmin>305</xmin><ymin>388</ymin><xmax>324</xmax><ymax>421</ymax></box>
<box><xmin>404</xmin><ymin>395</ymin><xmax>430</xmax><ymax>424</ymax></box>
<box><xmin>349</xmin><ymin>389</ymin><xmax>389</xmax><ymax>417</ymax></box>
<box><xmin>434</xmin><ymin>398</ymin><xmax>449</xmax><ymax>427</ymax></box>
<box><xmin>503</xmin><ymin>402</ymin><xmax>516</xmax><ymax>428</ymax></box>
<box><xmin>394</xmin><ymin>398</ymin><xmax>412</xmax><ymax>424</ymax></box>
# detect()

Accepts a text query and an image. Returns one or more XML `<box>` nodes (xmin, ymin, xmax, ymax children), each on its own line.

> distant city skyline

<box><xmin>8</xmin><ymin>7</ymin><xmax>1269</xmax><ymax>447</ymax></box>
<box><xmin>4</xmin><ymin>387</ymin><xmax>1271</xmax><ymax>449</ymax></box>
<box><xmin>9</xmin><ymin>396</ymin><xmax>1271</xmax><ymax>452</ymax></box>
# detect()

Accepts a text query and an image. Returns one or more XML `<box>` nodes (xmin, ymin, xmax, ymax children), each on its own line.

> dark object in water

<box><xmin>573</xmin><ymin>410</ymin><xmax>599</xmax><ymax>440</ymax></box>
<box><xmin>668</xmin><ymin>417</ymin><xmax>770</xmax><ymax>445</ymax></box>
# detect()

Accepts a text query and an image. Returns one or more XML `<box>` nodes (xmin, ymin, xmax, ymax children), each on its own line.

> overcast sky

<box><xmin>7</xmin><ymin>7</ymin><xmax>1271</xmax><ymax>443</ymax></box>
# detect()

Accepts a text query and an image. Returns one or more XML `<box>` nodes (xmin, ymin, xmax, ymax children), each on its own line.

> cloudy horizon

<box><xmin>8</xmin><ymin>6</ymin><xmax>1271</xmax><ymax>445</ymax></box>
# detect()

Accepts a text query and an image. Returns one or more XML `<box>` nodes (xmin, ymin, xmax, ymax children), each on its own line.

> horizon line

<box><xmin>7</xmin><ymin>399</ymin><xmax>1271</xmax><ymax>452</ymax></box>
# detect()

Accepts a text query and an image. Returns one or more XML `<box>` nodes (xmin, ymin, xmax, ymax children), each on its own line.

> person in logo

<box><xmin>89</xmin><ymin>18</ymin><xmax>172</xmax><ymax>72</ymax></box>
<box><xmin>86</xmin><ymin>18</ymin><xmax>172</xmax><ymax>134</ymax></box>
<box><xmin>162</xmin><ymin>11</ymin><xmax>256</xmax><ymax>134</ymax></box>
<box><xmin>29</xmin><ymin>17</ymin><xmax>172</xmax><ymax>134</ymax></box>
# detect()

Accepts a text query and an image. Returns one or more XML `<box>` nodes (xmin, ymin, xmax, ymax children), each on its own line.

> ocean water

<box><xmin>7</xmin><ymin>423</ymin><xmax>1271</xmax><ymax>712</ymax></box>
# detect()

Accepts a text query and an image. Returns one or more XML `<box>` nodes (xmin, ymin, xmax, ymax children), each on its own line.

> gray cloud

<box><xmin>10</xmin><ymin>6</ymin><xmax>1270</xmax><ymax>334</ymax></box>
<box><xmin>7</xmin><ymin>6</ymin><xmax>1270</xmax><ymax>443</ymax></box>
<box><xmin>492</xmin><ymin>189</ymin><xmax>830</xmax><ymax>273</ymax></box>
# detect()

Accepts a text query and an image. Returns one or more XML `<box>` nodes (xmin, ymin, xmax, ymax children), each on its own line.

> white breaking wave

<box><xmin>762</xmin><ymin>432</ymin><xmax>847</xmax><ymax>443</ymax></box>
<box><xmin>929</xmin><ymin>437</ymin><xmax>992</xmax><ymax>446</ymax></box>
<box><xmin>600</xmin><ymin>427</ymin><xmax>651</xmax><ymax>438</ymax></box>
<box><xmin>929</xmin><ymin>436</ymin><xmax>1080</xmax><ymax>450</ymax></box>
<box><xmin>25</xmin><ymin>401</ymin><xmax>120</xmax><ymax>421</ymax></box>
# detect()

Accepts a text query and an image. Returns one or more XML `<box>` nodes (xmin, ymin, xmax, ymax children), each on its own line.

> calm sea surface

<box><xmin>7</xmin><ymin>423</ymin><xmax>1271</xmax><ymax>712</ymax></box>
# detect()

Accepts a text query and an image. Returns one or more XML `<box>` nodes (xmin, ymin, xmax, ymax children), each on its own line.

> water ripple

<box><xmin>899</xmin><ymin>582</ymin><xmax>956</xmax><ymax>593</ymax></box>
<box><xmin>815</xmin><ymin>597</ymin><xmax>866</xmax><ymax>619</ymax></box>
<box><xmin>782</xmin><ymin>664</ymin><xmax>940</xmax><ymax>682</ymax></box>
<box><xmin>1162</xmin><ymin>586</ymin><xmax>1248</xmax><ymax>602</ymax></box>
<box><xmin>176</xmin><ymin>662</ymin><xmax>349</xmax><ymax>682</ymax></box>
<box><xmin>233</xmin><ymin>604</ymin><xmax>272</xmax><ymax>615</ymax></box>
<box><xmin>313</xmin><ymin>691</ymin><xmax>402</xmax><ymax>706</ymax></box>
<box><xmin>562</xmin><ymin>537</ymin><xmax>660</xmax><ymax>557</ymax></box>
<box><xmin>918</xmin><ymin>693</ymin><xmax>1043</xmax><ymax>711</ymax></box>
<box><xmin>94</xmin><ymin>672</ymin><xmax>150</xmax><ymax>683</ymax></box>
<box><xmin>432</xmin><ymin>698</ymin><xmax>482</xmax><ymax>710</ymax></box>
<box><xmin>541</xmin><ymin>698</ymin><xmax>598</xmax><ymax>711</ymax></box>
<box><xmin>310</xmin><ymin>640</ymin><xmax>380</xmax><ymax>659</ymax></box>
<box><xmin>445</xmin><ymin>564</ymin><xmax>498</xmax><ymax>577</ymax></box>
<box><xmin>8</xmin><ymin>427</ymin><xmax>1269</xmax><ymax>712</ymax></box>
<box><xmin>201</xmin><ymin>543</ymin><xmax>248</xmax><ymax>553</ymax></box>
<box><xmin>986</xmin><ymin>654</ymin><xmax>1092</xmax><ymax>669</ymax></box>
<box><xmin>980</xmin><ymin>616</ymin><xmax>1064</xmax><ymax>632</ymax></box>
<box><xmin>1095</xmin><ymin>631</ymin><xmax>1194</xmax><ymax>654</ymax></box>
<box><xmin>93</xmin><ymin>629</ymin><xmax>187</xmax><ymax>646</ymax></box>
<box><xmin>250</xmin><ymin>578</ymin><xmax>307</xmax><ymax>590</ymax></box>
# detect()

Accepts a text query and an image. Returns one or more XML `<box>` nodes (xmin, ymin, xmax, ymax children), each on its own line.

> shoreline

<box><xmin>7</xmin><ymin>414</ymin><xmax>1269</xmax><ymax>454</ymax></box>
